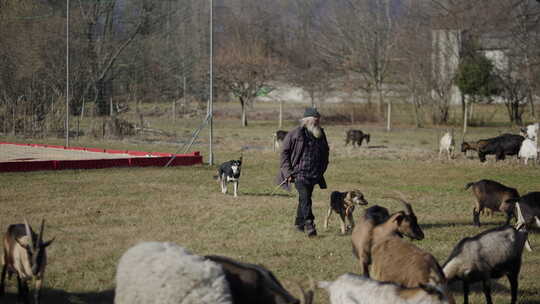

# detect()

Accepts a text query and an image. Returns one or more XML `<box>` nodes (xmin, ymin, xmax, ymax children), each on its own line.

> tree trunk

<box><xmin>463</xmin><ymin>97</ymin><xmax>468</xmax><ymax>137</ymax></box>
<box><xmin>461</xmin><ymin>92</ymin><xmax>466</xmax><ymax>122</ymax></box>
<box><xmin>350</xmin><ymin>101</ymin><xmax>355</xmax><ymax>124</ymax></box>
<box><xmin>412</xmin><ymin>94</ymin><xmax>420</xmax><ymax>128</ymax></box>
<box><xmin>279</xmin><ymin>100</ymin><xmax>283</xmax><ymax>129</ymax></box>
<box><xmin>172</xmin><ymin>99</ymin><xmax>176</xmax><ymax>122</ymax></box>
<box><xmin>386</xmin><ymin>101</ymin><xmax>391</xmax><ymax>132</ymax></box>
<box><xmin>240</xmin><ymin>97</ymin><xmax>248</xmax><ymax>127</ymax></box>
<box><xmin>377</xmin><ymin>85</ymin><xmax>384</xmax><ymax>117</ymax></box>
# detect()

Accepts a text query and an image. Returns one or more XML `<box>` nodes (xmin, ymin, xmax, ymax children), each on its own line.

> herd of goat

<box><xmin>1</xmin><ymin>123</ymin><xmax>539</xmax><ymax>304</ymax></box>
<box><xmin>276</xmin><ymin>122</ymin><xmax>539</xmax><ymax>164</ymax></box>
<box><xmin>115</xmin><ymin>186</ymin><xmax>538</xmax><ymax>304</ymax></box>
<box><xmin>448</xmin><ymin>123</ymin><xmax>539</xmax><ymax>164</ymax></box>
<box><xmin>3</xmin><ymin>186</ymin><xmax>538</xmax><ymax>304</ymax></box>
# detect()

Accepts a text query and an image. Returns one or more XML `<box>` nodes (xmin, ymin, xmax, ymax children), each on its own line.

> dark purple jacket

<box><xmin>276</xmin><ymin>126</ymin><xmax>329</xmax><ymax>191</ymax></box>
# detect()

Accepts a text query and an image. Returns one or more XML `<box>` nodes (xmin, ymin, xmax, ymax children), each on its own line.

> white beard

<box><xmin>306</xmin><ymin>121</ymin><xmax>322</xmax><ymax>138</ymax></box>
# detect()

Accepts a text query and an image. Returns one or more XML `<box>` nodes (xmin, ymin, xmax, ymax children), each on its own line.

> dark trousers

<box><xmin>294</xmin><ymin>182</ymin><xmax>315</xmax><ymax>226</ymax></box>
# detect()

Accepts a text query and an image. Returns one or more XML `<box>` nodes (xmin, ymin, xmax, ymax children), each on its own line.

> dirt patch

<box><xmin>0</xmin><ymin>144</ymin><xmax>138</xmax><ymax>162</ymax></box>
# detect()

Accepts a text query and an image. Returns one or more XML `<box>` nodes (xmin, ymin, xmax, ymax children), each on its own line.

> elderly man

<box><xmin>276</xmin><ymin>107</ymin><xmax>330</xmax><ymax>237</ymax></box>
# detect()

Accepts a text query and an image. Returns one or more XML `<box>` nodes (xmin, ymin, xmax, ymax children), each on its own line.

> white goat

<box><xmin>318</xmin><ymin>273</ymin><xmax>450</xmax><ymax>304</ymax></box>
<box><xmin>521</xmin><ymin>123</ymin><xmax>539</xmax><ymax>141</ymax></box>
<box><xmin>518</xmin><ymin>138</ymin><xmax>538</xmax><ymax>165</ymax></box>
<box><xmin>439</xmin><ymin>131</ymin><xmax>454</xmax><ymax>160</ymax></box>
<box><xmin>114</xmin><ymin>242</ymin><xmax>232</xmax><ymax>304</ymax></box>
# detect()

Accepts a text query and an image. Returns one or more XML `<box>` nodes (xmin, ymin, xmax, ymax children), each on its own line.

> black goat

<box><xmin>205</xmin><ymin>255</ymin><xmax>313</xmax><ymax>304</ymax></box>
<box><xmin>345</xmin><ymin>129</ymin><xmax>370</xmax><ymax>147</ymax></box>
<box><xmin>477</xmin><ymin>133</ymin><xmax>524</xmax><ymax>162</ymax></box>
<box><xmin>465</xmin><ymin>179</ymin><xmax>520</xmax><ymax>226</ymax></box>
<box><xmin>508</xmin><ymin>192</ymin><xmax>540</xmax><ymax>228</ymax></box>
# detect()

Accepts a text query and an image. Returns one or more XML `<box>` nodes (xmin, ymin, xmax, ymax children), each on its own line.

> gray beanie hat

<box><xmin>303</xmin><ymin>107</ymin><xmax>321</xmax><ymax>118</ymax></box>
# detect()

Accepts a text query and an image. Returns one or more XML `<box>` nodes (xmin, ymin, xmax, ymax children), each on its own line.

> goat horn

<box><xmin>24</xmin><ymin>218</ymin><xmax>35</xmax><ymax>250</ymax></box>
<box><xmin>515</xmin><ymin>203</ymin><xmax>533</xmax><ymax>252</ymax></box>
<box><xmin>384</xmin><ymin>191</ymin><xmax>413</xmax><ymax>215</ymax></box>
<box><xmin>38</xmin><ymin>219</ymin><xmax>45</xmax><ymax>245</ymax></box>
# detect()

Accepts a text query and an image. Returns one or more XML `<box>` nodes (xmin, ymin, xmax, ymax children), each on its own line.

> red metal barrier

<box><xmin>0</xmin><ymin>142</ymin><xmax>203</xmax><ymax>172</ymax></box>
<box><xmin>0</xmin><ymin>160</ymin><xmax>56</xmax><ymax>172</ymax></box>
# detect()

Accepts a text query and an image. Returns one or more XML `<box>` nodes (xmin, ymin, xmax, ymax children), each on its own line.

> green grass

<box><xmin>1</xmin><ymin>102</ymin><xmax>539</xmax><ymax>304</ymax></box>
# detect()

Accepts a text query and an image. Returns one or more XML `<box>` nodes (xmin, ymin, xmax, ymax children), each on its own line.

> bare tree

<box><xmin>314</xmin><ymin>0</ymin><xmax>399</xmax><ymax>129</ymax></box>
<box><xmin>214</xmin><ymin>1</ymin><xmax>284</xmax><ymax>127</ymax></box>
<box><xmin>395</xmin><ymin>1</ymin><xmax>435</xmax><ymax>128</ymax></box>
<box><xmin>507</xmin><ymin>0</ymin><xmax>540</xmax><ymax>119</ymax></box>
<box><xmin>216</xmin><ymin>40</ymin><xmax>282</xmax><ymax>127</ymax></box>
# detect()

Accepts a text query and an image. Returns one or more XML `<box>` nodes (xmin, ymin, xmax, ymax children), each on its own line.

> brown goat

<box><xmin>465</xmin><ymin>179</ymin><xmax>520</xmax><ymax>226</ymax></box>
<box><xmin>368</xmin><ymin>215</ymin><xmax>454</xmax><ymax>303</ymax></box>
<box><xmin>461</xmin><ymin>140</ymin><xmax>489</xmax><ymax>157</ymax></box>
<box><xmin>351</xmin><ymin>195</ymin><xmax>424</xmax><ymax>277</ymax></box>
<box><xmin>0</xmin><ymin>219</ymin><xmax>54</xmax><ymax>304</ymax></box>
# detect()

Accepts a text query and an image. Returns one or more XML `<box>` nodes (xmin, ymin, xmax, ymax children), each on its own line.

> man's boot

<box><xmin>304</xmin><ymin>220</ymin><xmax>317</xmax><ymax>237</ymax></box>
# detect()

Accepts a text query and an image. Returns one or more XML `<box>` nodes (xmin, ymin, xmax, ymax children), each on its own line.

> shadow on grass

<box><xmin>242</xmin><ymin>191</ymin><xmax>293</xmax><ymax>197</ymax></box>
<box><xmin>421</xmin><ymin>221</ymin><xmax>505</xmax><ymax>230</ymax></box>
<box><xmin>367</xmin><ymin>145</ymin><xmax>387</xmax><ymax>149</ymax></box>
<box><xmin>448</xmin><ymin>279</ymin><xmax>540</xmax><ymax>302</ymax></box>
<box><xmin>2</xmin><ymin>288</ymin><xmax>114</xmax><ymax>304</ymax></box>
<box><xmin>448</xmin><ymin>279</ymin><xmax>508</xmax><ymax>293</ymax></box>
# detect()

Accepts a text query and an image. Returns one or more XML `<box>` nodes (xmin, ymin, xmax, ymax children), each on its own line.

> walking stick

<box><xmin>270</xmin><ymin>178</ymin><xmax>290</xmax><ymax>196</ymax></box>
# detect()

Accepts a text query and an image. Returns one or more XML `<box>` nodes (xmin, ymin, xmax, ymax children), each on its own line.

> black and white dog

<box><xmin>217</xmin><ymin>157</ymin><xmax>242</xmax><ymax>197</ymax></box>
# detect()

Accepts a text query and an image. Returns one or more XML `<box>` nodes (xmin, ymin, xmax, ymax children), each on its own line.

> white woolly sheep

<box><xmin>318</xmin><ymin>273</ymin><xmax>451</xmax><ymax>304</ymax></box>
<box><xmin>114</xmin><ymin>242</ymin><xmax>232</xmax><ymax>304</ymax></box>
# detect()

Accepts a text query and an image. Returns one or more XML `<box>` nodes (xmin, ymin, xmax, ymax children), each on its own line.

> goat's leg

<box><xmin>463</xmin><ymin>280</ymin><xmax>470</xmax><ymax>304</ymax></box>
<box><xmin>507</xmin><ymin>270</ymin><xmax>519</xmax><ymax>304</ymax></box>
<box><xmin>35</xmin><ymin>276</ymin><xmax>43</xmax><ymax>304</ymax></box>
<box><xmin>0</xmin><ymin>263</ymin><xmax>6</xmax><ymax>296</ymax></box>
<box><xmin>362</xmin><ymin>262</ymin><xmax>370</xmax><ymax>278</ymax></box>
<box><xmin>323</xmin><ymin>207</ymin><xmax>332</xmax><ymax>231</ymax></box>
<box><xmin>482</xmin><ymin>279</ymin><xmax>493</xmax><ymax>304</ymax></box>
<box><xmin>16</xmin><ymin>276</ymin><xmax>29</xmax><ymax>304</ymax></box>
<box><xmin>473</xmin><ymin>208</ymin><xmax>481</xmax><ymax>226</ymax></box>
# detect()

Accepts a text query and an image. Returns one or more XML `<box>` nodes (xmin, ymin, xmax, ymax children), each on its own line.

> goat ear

<box><xmin>391</xmin><ymin>212</ymin><xmax>405</xmax><ymax>224</ymax></box>
<box><xmin>15</xmin><ymin>238</ymin><xmax>30</xmax><ymax>250</ymax></box>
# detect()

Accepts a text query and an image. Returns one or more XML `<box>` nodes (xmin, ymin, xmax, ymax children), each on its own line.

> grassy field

<box><xmin>1</xmin><ymin>102</ymin><xmax>539</xmax><ymax>304</ymax></box>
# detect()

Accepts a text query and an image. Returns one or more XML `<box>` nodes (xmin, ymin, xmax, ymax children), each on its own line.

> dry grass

<box><xmin>1</xmin><ymin>102</ymin><xmax>539</xmax><ymax>304</ymax></box>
